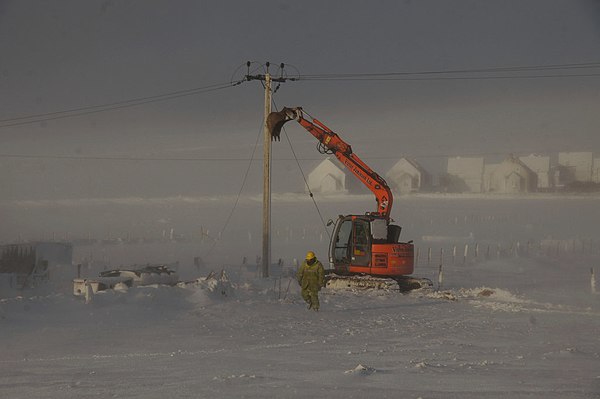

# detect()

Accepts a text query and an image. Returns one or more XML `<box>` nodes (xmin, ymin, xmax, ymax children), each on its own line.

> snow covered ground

<box><xmin>1</xmin><ymin>195</ymin><xmax>599</xmax><ymax>398</ymax></box>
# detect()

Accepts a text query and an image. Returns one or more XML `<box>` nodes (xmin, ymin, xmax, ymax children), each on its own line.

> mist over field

<box><xmin>1</xmin><ymin>193</ymin><xmax>599</xmax><ymax>267</ymax></box>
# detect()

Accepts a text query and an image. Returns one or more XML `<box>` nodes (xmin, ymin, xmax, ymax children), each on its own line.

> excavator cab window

<box><xmin>331</xmin><ymin>217</ymin><xmax>372</xmax><ymax>267</ymax></box>
<box><xmin>352</xmin><ymin>219</ymin><xmax>371</xmax><ymax>267</ymax></box>
<box><xmin>332</xmin><ymin>218</ymin><xmax>353</xmax><ymax>265</ymax></box>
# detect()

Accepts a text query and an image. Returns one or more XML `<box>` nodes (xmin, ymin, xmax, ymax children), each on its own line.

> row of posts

<box><xmin>416</xmin><ymin>239</ymin><xmax>599</xmax><ymax>267</ymax></box>
<box><xmin>416</xmin><ymin>243</ymin><xmax>508</xmax><ymax>267</ymax></box>
<box><xmin>434</xmin><ymin>263</ymin><xmax>596</xmax><ymax>295</ymax></box>
<box><xmin>423</xmin><ymin>244</ymin><xmax>598</xmax><ymax>295</ymax></box>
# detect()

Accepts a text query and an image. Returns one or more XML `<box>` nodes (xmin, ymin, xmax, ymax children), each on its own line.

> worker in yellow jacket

<box><xmin>296</xmin><ymin>251</ymin><xmax>325</xmax><ymax>311</ymax></box>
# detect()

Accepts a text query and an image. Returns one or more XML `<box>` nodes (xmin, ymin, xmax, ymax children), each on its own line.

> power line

<box><xmin>0</xmin><ymin>153</ymin><xmax>260</xmax><ymax>161</ymax></box>
<box><xmin>203</xmin><ymin>115</ymin><xmax>266</xmax><ymax>258</ymax></box>
<box><xmin>0</xmin><ymin>80</ymin><xmax>243</xmax><ymax>128</ymax></box>
<box><xmin>0</xmin><ymin>150</ymin><xmax>596</xmax><ymax>162</ymax></box>
<box><xmin>299</xmin><ymin>73</ymin><xmax>600</xmax><ymax>82</ymax></box>
<box><xmin>2</xmin><ymin>61</ymin><xmax>599</xmax><ymax>129</ymax></box>
<box><xmin>299</xmin><ymin>61</ymin><xmax>600</xmax><ymax>80</ymax></box>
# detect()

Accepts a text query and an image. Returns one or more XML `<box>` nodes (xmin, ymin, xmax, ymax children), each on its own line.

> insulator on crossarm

<box><xmin>279</xmin><ymin>63</ymin><xmax>285</xmax><ymax>78</ymax></box>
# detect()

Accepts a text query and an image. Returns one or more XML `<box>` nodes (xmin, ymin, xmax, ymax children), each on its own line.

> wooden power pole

<box><xmin>245</xmin><ymin>62</ymin><xmax>289</xmax><ymax>278</ymax></box>
<box><xmin>262</xmin><ymin>72</ymin><xmax>272</xmax><ymax>278</ymax></box>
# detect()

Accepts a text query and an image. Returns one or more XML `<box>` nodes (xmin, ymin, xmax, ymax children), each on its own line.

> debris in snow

<box><xmin>414</xmin><ymin>362</ymin><xmax>427</xmax><ymax>369</ymax></box>
<box><xmin>113</xmin><ymin>282</ymin><xmax>129</xmax><ymax>292</ymax></box>
<box><xmin>189</xmin><ymin>270</ymin><xmax>234</xmax><ymax>297</ymax></box>
<box><xmin>429</xmin><ymin>290</ymin><xmax>457</xmax><ymax>301</ymax></box>
<box><xmin>73</xmin><ymin>264</ymin><xmax>179</xmax><ymax>298</ymax></box>
<box><xmin>412</xmin><ymin>286</ymin><xmax>529</xmax><ymax>307</ymax></box>
<box><xmin>478</xmin><ymin>288</ymin><xmax>495</xmax><ymax>297</ymax></box>
<box><xmin>344</xmin><ymin>364</ymin><xmax>376</xmax><ymax>375</ymax></box>
<box><xmin>212</xmin><ymin>374</ymin><xmax>257</xmax><ymax>382</ymax></box>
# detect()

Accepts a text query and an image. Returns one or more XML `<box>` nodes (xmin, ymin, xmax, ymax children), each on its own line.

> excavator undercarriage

<box><xmin>325</xmin><ymin>273</ymin><xmax>432</xmax><ymax>293</ymax></box>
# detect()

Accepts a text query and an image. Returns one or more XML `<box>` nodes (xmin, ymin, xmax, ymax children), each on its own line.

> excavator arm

<box><xmin>267</xmin><ymin>107</ymin><xmax>393</xmax><ymax>219</ymax></box>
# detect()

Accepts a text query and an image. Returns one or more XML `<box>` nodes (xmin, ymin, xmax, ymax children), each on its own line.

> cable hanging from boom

<box><xmin>202</xmin><ymin>115</ymin><xmax>265</xmax><ymax>258</ymax></box>
<box><xmin>271</xmin><ymin>102</ymin><xmax>332</xmax><ymax>240</ymax></box>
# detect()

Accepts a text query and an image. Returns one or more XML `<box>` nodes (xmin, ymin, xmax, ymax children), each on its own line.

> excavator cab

<box><xmin>329</xmin><ymin>215</ymin><xmax>370</xmax><ymax>270</ymax></box>
<box><xmin>328</xmin><ymin>214</ymin><xmax>414</xmax><ymax>278</ymax></box>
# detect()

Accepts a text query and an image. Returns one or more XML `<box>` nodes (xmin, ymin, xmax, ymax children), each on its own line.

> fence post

<box><xmin>452</xmin><ymin>246</ymin><xmax>457</xmax><ymax>265</ymax></box>
<box><xmin>592</xmin><ymin>267</ymin><xmax>596</xmax><ymax>294</ymax></box>
<box><xmin>278</xmin><ymin>277</ymin><xmax>282</xmax><ymax>299</ymax></box>
<box><xmin>463</xmin><ymin>244</ymin><xmax>469</xmax><ymax>264</ymax></box>
<box><xmin>437</xmin><ymin>264</ymin><xmax>443</xmax><ymax>291</ymax></box>
<box><xmin>440</xmin><ymin>248</ymin><xmax>444</xmax><ymax>266</ymax></box>
<box><xmin>415</xmin><ymin>247</ymin><xmax>420</xmax><ymax>267</ymax></box>
<box><xmin>475</xmin><ymin>243</ymin><xmax>479</xmax><ymax>260</ymax></box>
<box><xmin>84</xmin><ymin>283</ymin><xmax>93</xmax><ymax>304</ymax></box>
<box><xmin>427</xmin><ymin>248</ymin><xmax>432</xmax><ymax>266</ymax></box>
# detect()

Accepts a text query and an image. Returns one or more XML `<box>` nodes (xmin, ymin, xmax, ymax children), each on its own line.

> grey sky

<box><xmin>1</xmin><ymin>0</ymin><xmax>599</xmax><ymax>200</ymax></box>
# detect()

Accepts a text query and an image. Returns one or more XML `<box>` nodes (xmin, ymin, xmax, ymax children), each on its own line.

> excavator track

<box><xmin>325</xmin><ymin>273</ymin><xmax>432</xmax><ymax>293</ymax></box>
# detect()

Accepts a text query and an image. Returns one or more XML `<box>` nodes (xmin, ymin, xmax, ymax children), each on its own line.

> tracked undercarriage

<box><xmin>325</xmin><ymin>273</ymin><xmax>432</xmax><ymax>293</ymax></box>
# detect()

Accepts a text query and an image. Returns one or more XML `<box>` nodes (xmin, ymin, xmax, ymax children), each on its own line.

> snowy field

<box><xmin>1</xmin><ymin>194</ymin><xmax>600</xmax><ymax>398</ymax></box>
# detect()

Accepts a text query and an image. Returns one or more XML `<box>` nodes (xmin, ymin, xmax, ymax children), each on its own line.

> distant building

<box><xmin>385</xmin><ymin>158</ymin><xmax>431</xmax><ymax>194</ymax></box>
<box><xmin>482</xmin><ymin>163</ymin><xmax>501</xmax><ymax>192</ymax></box>
<box><xmin>0</xmin><ymin>242</ymin><xmax>73</xmax><ymax>289</ymax></box>
<box><xmin>593</xmin><ymin>157</ymin><xmax>600</xmax><ymax>183</ymax></box>
<box><xmin>446</xmin><ymin>157</ymin><xmax>484</xmax><ymax>193</ymax></box>
<box><xmin>306</xmin><ymin>158</ymin><xmax>347</xmax><ymax>194</ymax></box>
<box><xmin>485</xmin><ymin>155</ymin><xmax>537</xmax><ymax>193</ymax></box>
<box><xmin>519</xmin><ymin>154</ymin><xmax>551</xmax><ymax>189</ymax></box>
<box><xmin>558</xmin><ymin>152</ymin><xmax>593</xmax><ymax>183</ymax></box>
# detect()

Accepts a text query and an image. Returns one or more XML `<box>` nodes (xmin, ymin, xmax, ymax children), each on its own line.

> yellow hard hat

<box><xmin>305</xmin><ymin>251</ymin><xmax>316</xmax><ymax>261</ymax></box>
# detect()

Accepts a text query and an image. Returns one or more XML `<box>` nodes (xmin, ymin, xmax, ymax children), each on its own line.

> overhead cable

<box><xmin>3</xmin><ymin>61</ymin><xmax>599</xmax><ymax>128</ymax></box>
<box><xmin>298</xmin><ymin>61</ymin><xmax>600</xmax><ymax>81</ymax></box>
<box><xmin>0</xmin><ymin>80</ymin><xmax>243</xmax><ymax>128</ymax></box>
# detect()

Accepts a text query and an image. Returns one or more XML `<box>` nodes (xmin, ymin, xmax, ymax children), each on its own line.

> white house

<box><xmin>519</xmin><ymin>154</ymin><xmax>551</xmax><ymax>189</ymax></box>
<box><xmin>447</xmin><ymin>157</ymin><xmax>484</xmax><ymax>193</ymax></box>
<box><xmin>306</xmin><ymin>158</ymin><xmax>347</xmax><ymax>194</ymax></box>
<box><xmin>558</xmin><ymin>152</ymin><xmax>593</xmax><ymax>183</ymax></box>
<box><xmin>483</xmin><ymin>163</ymin><xmax>501</xmax><ymax>192</ymax></box>
<box><xmin>385</xmin><ymin>158</ymin><xmax>430</xmax><ymax>194</ymax></box>
<box><xmin>486</xmin><ymin>155</ymin><xmax>537</xmax><ymax>194</ymax></box>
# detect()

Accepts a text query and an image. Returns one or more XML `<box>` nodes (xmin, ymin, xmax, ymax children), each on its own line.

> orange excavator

<box><xmin>267</xmin><ymin>107</ymin><xmax>431</xmax><ymax>291</ymax></box>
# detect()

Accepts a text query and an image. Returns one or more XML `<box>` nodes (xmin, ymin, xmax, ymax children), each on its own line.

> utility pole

<box><xmin>262</xmin><ymin>72</ymin><xmax>272</xmax><ymax>278</ymax></box>
<box><xmin>245</xmin><ymin>62</ymin><xmax>289</xmax><ymax>278</ymax></box>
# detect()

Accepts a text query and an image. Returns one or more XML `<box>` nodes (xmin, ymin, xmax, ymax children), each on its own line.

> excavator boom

<box><xmin>267</xmin><ymin>107</ymin><xmax>393</xmax><ymax>218</ymax></box>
